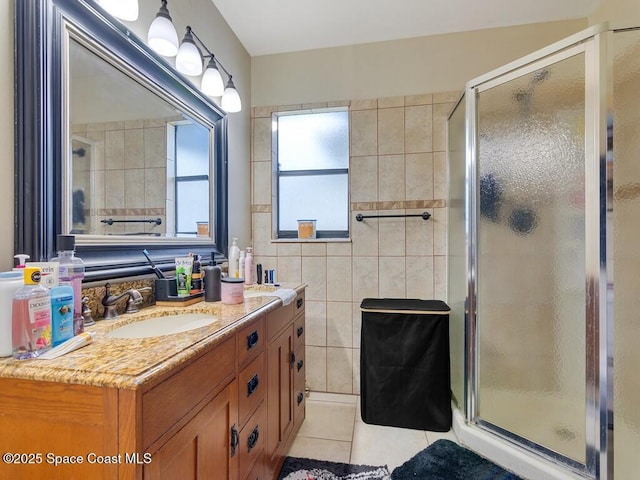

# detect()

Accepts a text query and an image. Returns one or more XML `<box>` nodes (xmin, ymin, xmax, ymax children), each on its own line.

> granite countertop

<box><xmin>0</xmin><ymin>283</ymin><xmax>304</xmax><ymax>390</ymax></box>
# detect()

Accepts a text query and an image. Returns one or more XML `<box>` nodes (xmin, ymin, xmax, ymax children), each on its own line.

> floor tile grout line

<box><xmin>348</xmin><ymin>395</ymin><xmax>358</xmax><ymax>464</ymax></box>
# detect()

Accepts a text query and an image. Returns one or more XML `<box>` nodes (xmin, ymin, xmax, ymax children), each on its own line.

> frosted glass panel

<box><xmin>447</xmin><ymin>95</ymin><xmax>466</xmax><ymax>408</ymax></box>
<box><xmin>176</xmin><ymin>122</ymin><xmax>209</xmax><ymax>176</ymax></box>
<box><xmin>176</xmin><ymin>180</ymin><xmax>209</xmax><ymax>234</ymax></box>
<box><xmin>277</xmin><ymin>111</ymin><xmax>349</xmax><ymax>171</ymax></box>
<box><xmin>476</xmin><ymin>53</ymin><xmax>586</xmax><ymax>463</ymax></box>
<box><xmin>613</xmin><ymin>28</ymin><xmax>640</xmax><ymax>480</ymax></box>
<box><xmin>279</xmin><ymin>174</ymin><xmax>348</xmax><ymax>230</ymax></box>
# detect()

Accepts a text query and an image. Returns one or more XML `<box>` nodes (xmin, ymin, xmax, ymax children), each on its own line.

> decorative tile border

<box><xmin>351</xmin><ymin>199</ymin><xmax>446</xmax><ymax>211</ymax></box>
<box><xmin>251</xmin><ymin>204</ymin><xmax>272</xmax><ymax>213</ymax></box>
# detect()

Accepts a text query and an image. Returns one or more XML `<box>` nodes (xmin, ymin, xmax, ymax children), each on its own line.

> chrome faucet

<box><xmin>101</xmin><ymin>283</ymin><xmax>150</xmax><ymax>320</ymax></box>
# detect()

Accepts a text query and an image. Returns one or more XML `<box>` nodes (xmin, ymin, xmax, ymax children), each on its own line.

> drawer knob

<box><xmin>247</xmin><ymin>425</ymin><xmax>259</xmax><ymax>451</ymax></box>
<box><xmin>247</xmin><ymin>374</ymin><xmax>259</xmax><ymax>397</ymax></box>
<box><xmin>297</xmin><ymin>359</ymin><xmax>304</xmax><ymax>372</ymax></box>
<box><xmin>247</xmin><ymin>330</ymin><xmax>259</xmax><ymax>350</ymax></box>
<box><xmin>297</xmin><ymin>392</ymin><xmax>304</xmax><ymax>405</ymax></box>
<box><xmin>296</xmin><ymin>298</ymin><xmax>303</xmax><ymax>309</ymax></box>
<box><xmin>297</xmin><ymin>326</ymin><xmax>304</xmax><ymax>337</ymax></box>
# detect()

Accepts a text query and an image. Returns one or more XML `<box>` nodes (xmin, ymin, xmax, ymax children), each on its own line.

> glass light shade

<box><xmin>221</xmin><ymin>79</ymin><xmax>242</xmax><ymax>113</ymax></box>
<box><xmin>201</xmin><ymin>61</ymin><xmax>224</xmax><ymax>97</ymax></box>
<box><xmin>148</xmin><ymin>15</ymin><xmax>179</xmax><ymax>57</ymax></box>
<box><xmin>97</xmin><ymin>0</ymin><xmax>139</xmax><ymax>21</ymax></box>
<box><xmin>176</xmin><ymin>40</ymin><xmax>203</xmax><ymax>76</ymax></box>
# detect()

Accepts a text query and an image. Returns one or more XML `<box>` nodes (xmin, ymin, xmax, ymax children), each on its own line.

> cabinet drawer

<box><xmin>142</xmin><ymin>336</ymin><xmax>235</xmax><ymax>450</ymax></box>
<box><xmin>243</xmin><ymin>452</ymin><xmax>265</xmax><ymax>480</ymax></box>
<box><xmin>238</xmin><ymin>352</ymin><xmax>265</xmax><ymax>428</ymax></box>
<box><xmin>238</xmin><ymin>315</ymin><xmax>265</xmax><ymax>369</ymax></box>
<box><xmin>293</xmin><ymin>313</ymin><xmax>305</xmax><ymax>350</ymax></box>
<box><xmin>266</xmin><ymin>302</ymin><xmax>293</xmax><ymax>340</ymax></box>
<box><xmin>239</xmin><ymin>404</ymin><xmax>266</xmax><ymax>480</ymax></box>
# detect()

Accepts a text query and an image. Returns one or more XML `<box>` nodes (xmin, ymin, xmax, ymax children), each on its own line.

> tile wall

<box><xmin>250</xmin><ymin>91</ymin><xmax>460</xmax><ymax>394</ymax></box>
<box><xmin>71</xmin><ymin>118</ymin><xmax>174</xmax><ymax>236</ymax></box>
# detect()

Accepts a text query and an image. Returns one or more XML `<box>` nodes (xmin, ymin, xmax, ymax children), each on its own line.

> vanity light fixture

<box><xmin>96</xmin><ymin>0</ymin><xmax>139</xmax><ymax>21</ymax></box>
<box><xmin>177</xmin><ymin>27</ymin><xmax>242</xmax><ymax>112</ymax></box>
<box><xmin>147</xmin><ymin>0</ymin><xmax>179</xmax><ymax>57</ymax></box>
<box><xmin>145</xmin><ymin>6</ymin><xmax>242</xmax><ymax>113</ymax></box>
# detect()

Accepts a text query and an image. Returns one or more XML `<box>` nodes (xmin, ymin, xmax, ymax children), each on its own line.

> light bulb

<box><xmin>201</xmin><ymin>58</ymin><xmax>225</xmax><ymax>97</ymax></box>
<box><xmin>221</xmin><ymin>77</ymin><xmax>241</xmax><ymax>113</ymax></box>
<box><xmin>147</xmin><ymin>1</ymin><xmax>179</xmax><ymax>57</ymax></box>
<box><xmin>176</xmin><ymin>29</ymin><xmax>203</xmax><ymax>76</ymax></box>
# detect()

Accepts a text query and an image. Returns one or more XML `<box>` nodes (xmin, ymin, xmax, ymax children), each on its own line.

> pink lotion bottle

<box><xmin>12</xmin><ymin>266</ymin><xmax>52</xmax><ymax>359</ymax></box>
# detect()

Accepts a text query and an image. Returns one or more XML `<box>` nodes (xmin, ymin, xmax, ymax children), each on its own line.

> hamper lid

<box><xmin>360</xmin><ymin>298</ymin><xmax>450</xmax><ymax>314</ymax></box>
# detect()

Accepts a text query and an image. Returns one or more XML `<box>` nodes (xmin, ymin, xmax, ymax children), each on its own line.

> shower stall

<box><xmin>447</xmin><ymin>24</ymin><xmax>640</xmax><ymax>480</ymax></box>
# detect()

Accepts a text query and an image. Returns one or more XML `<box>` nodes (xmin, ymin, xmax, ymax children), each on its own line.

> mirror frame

<box><xmin>15</xmin><ymin>0</ymin><xmax>229</xmax><ymax>281</ymax></box>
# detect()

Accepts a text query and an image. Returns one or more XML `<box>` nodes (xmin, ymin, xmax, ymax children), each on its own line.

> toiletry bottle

<box><xmin>228</xmin><ymin>238</ymin><xmax>240</xmax><ymax>278</ymax></box>
<box><xmin>13</xmin><ymin>254</ymin><xmax>29</xmax><ymax>271</ymax></box>
<box><xmin>244</xmin><ymin>248</ymin><xmax>254</xmax><ymax>285</ymax></box>
<box><xmin>51</xmin><ymin>235</ymin><xmax>85</xmax><ymax>336</ymax></box>
<box><xmin>203</xmin><ymin>261</ymin><xmax>221</xmax><ymax>302</ymax></box>
<box><xmin>50</xmin><ymin>285</ymin><xmax>74</xmax><ymax>347</ymax></box>
<box><xmin>12</xmin><ymin>267</ymin><xmax>52</xmax><ymax>359</ymax></box>
<box><xmin>0</xmin><ymin>271</ymin><xmax>24</xmax><ymax>357</ymax></box>
<box><xmin>190</xmin><ymin>254</ymin><xmax>203</xmax><ymax>294</ymax></box>
<box><xmin>238</xmin><ymin>250</ymin><xmax>246</xmax><ymax>280</ymax></box>
<box><xmin>256</xmin><ymin>263</ymin><xmax>263</xmax><ymax>285</ymax></box>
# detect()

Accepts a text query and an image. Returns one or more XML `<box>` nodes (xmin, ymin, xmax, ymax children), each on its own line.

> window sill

<box><xmin>271</xmin><ymin>238</ymin><xmax>352</xmax><ymax>243</ymax></box>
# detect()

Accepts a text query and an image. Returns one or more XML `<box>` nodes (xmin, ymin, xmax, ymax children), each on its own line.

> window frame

<box><xmin>272</xmin><ymin>107</ymin><xmax>350</xmax><ymax>240</ymax></box>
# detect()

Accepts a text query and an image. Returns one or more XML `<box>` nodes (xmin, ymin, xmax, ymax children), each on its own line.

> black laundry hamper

<box><xmin>360</xmin><ymin>298</ymin><xmax>452</xmax><ymax>432</ymax></box>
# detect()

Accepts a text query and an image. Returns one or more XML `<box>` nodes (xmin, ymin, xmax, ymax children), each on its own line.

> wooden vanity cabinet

<box><xmin>0</xmin><ymin>290</ymin><xmax>305</xmax><ymax>480</ymax></box>
<box><xmin>144</xmin><ymin>379</ymin><xmax>238</xmax><ymax>480</ymax></box>
<box><xmin>265</xmin><ymin>291</ymin><xmax>306</xmax><ymax>477</ymax></box>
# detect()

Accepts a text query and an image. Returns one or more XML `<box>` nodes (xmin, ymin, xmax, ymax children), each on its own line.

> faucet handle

<box><xmin>125</xmin><ymin>296</ymin><xmax>141</xmax><ymax>314</ymax></box>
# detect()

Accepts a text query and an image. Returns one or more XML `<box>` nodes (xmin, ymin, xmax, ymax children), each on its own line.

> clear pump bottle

<box><xmin>12</xmin><ymin>267</ymin><xmax>52</xmax><ymax>359</ymax></box>
<box><xmin>51</xmin><ymin>234</ymin><xmax>86</xmax><ymax>334</ymax></box>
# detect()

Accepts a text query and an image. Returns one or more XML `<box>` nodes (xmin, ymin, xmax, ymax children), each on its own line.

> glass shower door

<box><xmin>474</xmin><ymin>50</ymin><xmax>587</xmax><ymax>465</ymax></box>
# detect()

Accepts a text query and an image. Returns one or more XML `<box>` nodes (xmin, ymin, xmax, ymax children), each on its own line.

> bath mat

<box><xmin>391</xmin><ymin>439</ymin><xmax>524</xmax><ymax>480</ymax></box>
<box><xmin>278</xmin><ymin>456</ymin><xmax>390</xmax><ymax>480</ymax></box>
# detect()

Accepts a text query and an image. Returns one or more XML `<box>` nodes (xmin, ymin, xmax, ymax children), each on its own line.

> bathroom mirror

<box><xmin>16</xmin><ymin>0</ymin><xmax>228</xmax><ymax>280</ymax></box>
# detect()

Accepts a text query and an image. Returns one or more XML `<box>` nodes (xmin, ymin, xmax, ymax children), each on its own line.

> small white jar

<box><xmin>221</xmin><ymin>277</ymin><xmax>244</xmax><ymax>304</ymax></box>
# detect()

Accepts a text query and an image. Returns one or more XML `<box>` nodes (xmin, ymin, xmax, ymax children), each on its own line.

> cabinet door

<box><xmin>145</xmin><ymin>380</ymin><xmax>239</xmax><ymax>480</ymax></box>
<box><xmin>266</xmin><ymin>326</ymin><xmax>294</xmax><ymax>464</ymax></box>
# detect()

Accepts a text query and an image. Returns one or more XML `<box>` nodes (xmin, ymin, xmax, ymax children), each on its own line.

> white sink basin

<box><xmin>107</xmin><ymin>313</ymin><xmax>219</xmax><ymax>339</ymax></box>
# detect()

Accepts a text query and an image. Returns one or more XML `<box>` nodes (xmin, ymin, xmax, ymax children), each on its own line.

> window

<box><xmin>274</xmin><ymin>108</ymin><xmax>349</xmax><ymax>239</ymax></box>
<box><xmin>173</xmin><ymin>122</ymin><xmax>211</xmax><ymax>236</ymax></box>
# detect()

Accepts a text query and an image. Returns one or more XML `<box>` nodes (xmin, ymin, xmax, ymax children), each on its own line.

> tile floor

<box><xmin>286</xmin><ymin>392</ymin><xmax>458</xmax><ymax>472</ymax></box>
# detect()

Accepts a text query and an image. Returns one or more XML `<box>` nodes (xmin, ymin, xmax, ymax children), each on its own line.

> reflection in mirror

<box><xmin>68</xmin><ymin>36</ymin><xmax>212</xmax><ymax>239</ymax></box>
<box><xmin>16</xmin><ymin>0</ymin><xmax>228</xmax><ymax>280</ymax></box>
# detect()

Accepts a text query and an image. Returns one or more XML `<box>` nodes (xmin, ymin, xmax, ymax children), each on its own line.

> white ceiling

<box><xmin>211</xmin><ymin>0</ymin><xmax>601</xmax><ymax>56</ymax></box>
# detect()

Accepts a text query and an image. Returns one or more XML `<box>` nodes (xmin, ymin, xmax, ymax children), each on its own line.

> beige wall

<box><xmin>251</xmin><ymin>93</ymin><xmax>457</xmax><ymax>393</ymax></box>
<box><xmin>0</xmin><ymin>0</ymin><xmax>251</xmax><ymax>272</ymax></box>
<box><xmin>0</xmin><ymin>0</ymin><xmax>13</xmax><ymax>271</ymax></box>
<box><xmin>590</xmin><ymin>0</ymin><xmax>640</xmax><ymax>28</ymax></box>
<box><xmin>251</xmin><ymin>19</ymin><xmax>587</xmax><ymax>107</ymax></box>
<box><xmin>126</xmin><ymin>0</ymin><xmax>252</xmax><ymax>249</ymax></box>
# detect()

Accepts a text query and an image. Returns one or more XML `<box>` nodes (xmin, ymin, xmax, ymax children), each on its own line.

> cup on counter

<box><xmin>221</xmin><ymin>277</ymin><xmax>244</xmax><ymax>304</ymax></box>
